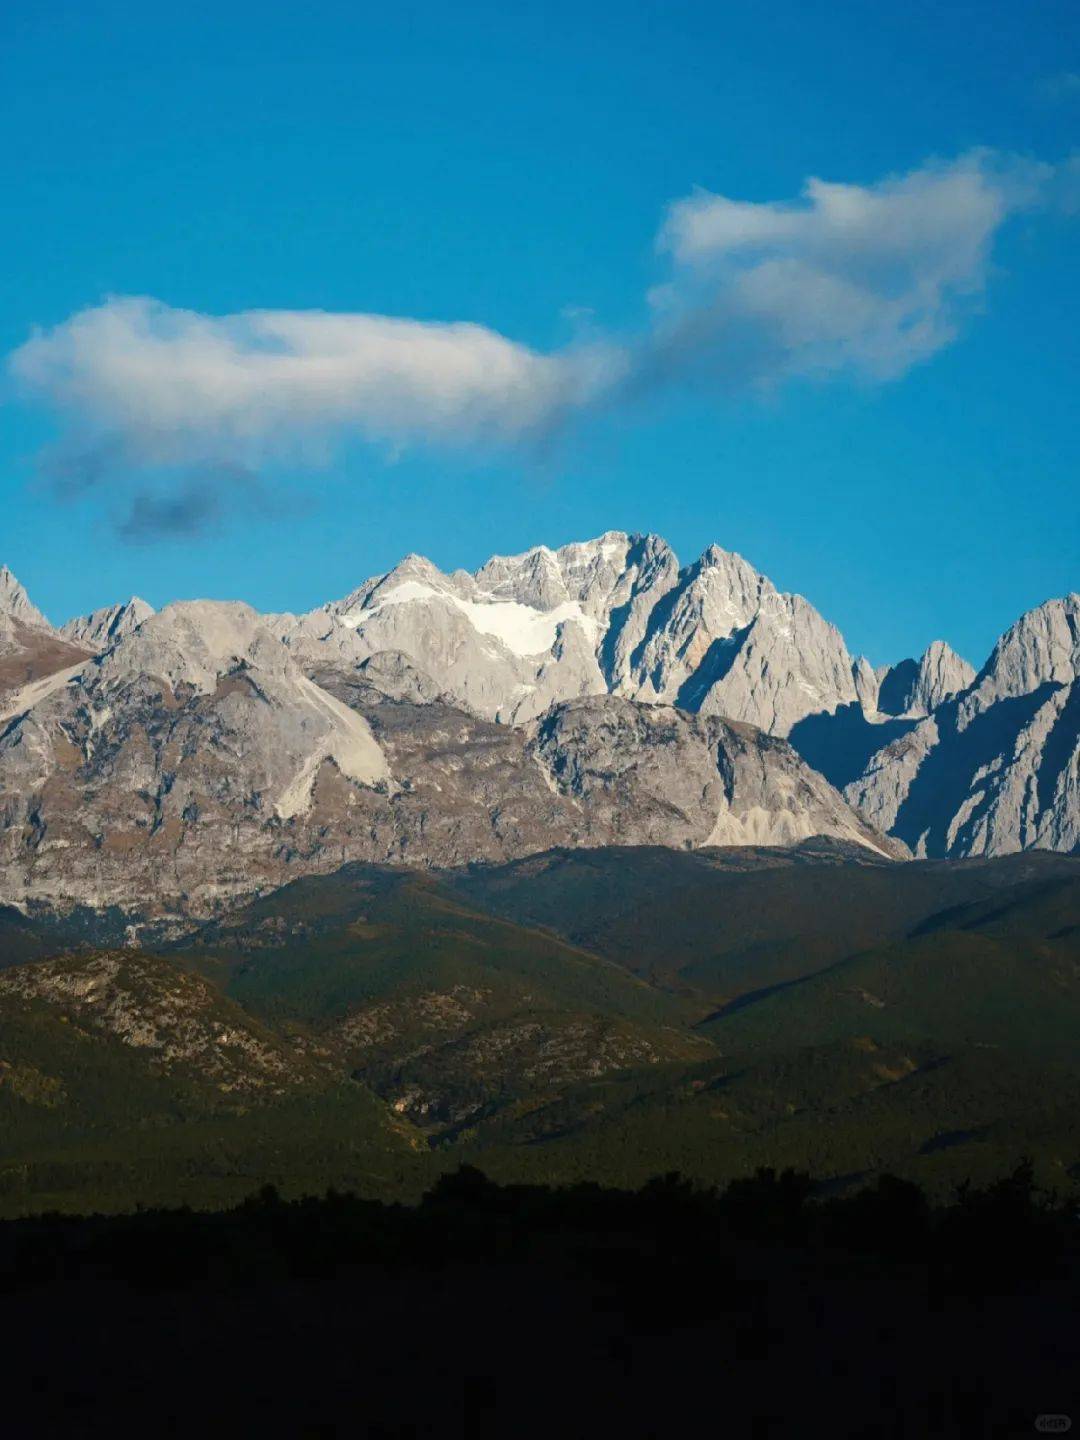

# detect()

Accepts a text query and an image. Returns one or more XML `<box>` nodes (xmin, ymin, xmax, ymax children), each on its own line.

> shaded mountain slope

<box><xmin>841</xmin><ymin>594</ymin><xmax>1080</xmax><ymax>857</ymax></box>
<box><xmin>181</xmin><ymin>865</ymin><xmax>713</xmax><ymax>1138</ymax></box>
<box><xmin>449</xmin><ymin>844</ymin><xmax>1080</xmax><ymax>1008</ymax></box>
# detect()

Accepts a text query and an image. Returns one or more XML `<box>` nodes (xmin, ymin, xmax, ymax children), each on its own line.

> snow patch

<box><xmin>345</xmin><ymin>579</ymin><xmax>601</xmax><ymax>657</ymax></box>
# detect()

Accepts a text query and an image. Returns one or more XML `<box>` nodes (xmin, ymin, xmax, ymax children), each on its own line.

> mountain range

<box><xmin>0</xmin><ymin>534</ymin><xmax>1076</xmax><ymax>918</ymax></box>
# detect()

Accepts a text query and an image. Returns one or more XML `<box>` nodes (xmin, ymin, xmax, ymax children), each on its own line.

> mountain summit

<box><xmin>0</xmin><ymin>538</ymin><xmax>1075</xmax><ymax>915</ymax></box>
<box><xmin>0</xmin><ymin>565</ymin><xmax>52</xmax><ymax>633</ymax></box>
<box><xmin>61</xmin><ymin>596</ymin><xmax>155</xmax><ymax>650</ymax></box>
<box><xmin>0</xmin><ymin>566</ymin><xmax>92</xmax><ymax>701</ymax></box>
<box><xmin>847</xmin><ymin>593</ymin><xmax>1079</xmax><ymax>857</ymax></box>
<box><xmin>307</xmin><ymin>532</ymin><xmax>861</xmax><ymax>734</ymax></box>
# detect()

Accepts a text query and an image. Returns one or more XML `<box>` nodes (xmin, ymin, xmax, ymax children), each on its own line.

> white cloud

<box><xmin>650</xmin><ymin>151</ymin><xmax>1053</xmax><ymax>384</ymax></box>
<box><xmin>7</xmin><ymin>149</ymin><xmax>1075</xmax><ymax>530</ymax></box>
<box><xmin>10</xmin><ymin>296</ymin><xmax>622</xmax><ymax>470</ymax></box>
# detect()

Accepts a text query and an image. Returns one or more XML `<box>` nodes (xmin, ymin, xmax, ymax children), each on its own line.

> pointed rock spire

<box><xmin>909</xmin><ymin>640</ymin><xmax>975</xmax><ymax>715</ymax></box>
<box><xmin>60</xmin><ymin>596</ymin><xmax>155</xmax><ymax>651</ymax></box>
<box><xmin>876</xmin><ymin>641</ymin><xmax>975</xmax><ymax>717</ymax></box>
<box><xmin>0</xmin><ymin>566</ymin><xmax>51</xmax><ymax>631</ymax></box>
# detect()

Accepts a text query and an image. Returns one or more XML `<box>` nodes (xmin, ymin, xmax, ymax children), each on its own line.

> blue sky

<box><xmin>1</xmin><ymin>0</ymin><xmax>1078</xmax><ymax>666</ymax></box>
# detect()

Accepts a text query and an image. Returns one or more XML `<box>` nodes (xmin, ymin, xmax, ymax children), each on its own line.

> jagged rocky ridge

<box><xmin>0</xmin><ymin>594</ymin><xmax>901</xmax><ymax>916</ymax></box>
<box><xmin>0</xmin><ymin>534</ymin><xmax>1075</xmax><ymax>915</ymax></box>
<box><xmin>294</xmin><ymin>533</ymin><xmax>863</xmax><ymax>734</ymax></box>
<box><xmin>0</xmin><ymin>566</ymin><xmax>91</xmax><ymax>700</ymax></box>
<box><xmin>60</xmin><ymin>597</ymin><xmax>155</xmax><ymax>651</ymax></box>
<box><xmin>845</xmin><ymin>594</ymin><xmax>1079</xmax><ymax>857</ymax></box>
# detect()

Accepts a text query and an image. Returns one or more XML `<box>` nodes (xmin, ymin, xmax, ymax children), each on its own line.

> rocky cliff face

<box><xmin>845</xmin><ymin>596</ymin><xmax>1079</xmax><ymax>857</ymax></box>
<box><xmin>0</xmin><ymin>539</ymin><xmax>1075</xmax><ymax>907</ymax></box>
<box><xmin>303</xmin><ymin>536</ymin><xmax>1077</xmax><ymax>864</ymax></box>
<box><xmin>60</xmin><ymin>597</ymin><xmax>154</xmax><ymax>650</ymax></box>
<box><xmin>308</xmin><ymin>532</ymin><xmax>861</xmax><ymax>735</ymax></box>
<box><xmin>530</xmin><ymin>698</ymin><xmax>896</xmax><ymax>853</ymax></box>
<box><xmin>0</xmin><ymin>567</ymin><xmax>91</xmax><ymax>704</ymax></box>
<box><xmin>0</xmin><ymin>593</ymin><xmax>902</xmax><ymax>916</ymax></box>
<box><xmin>0</xmin><ymin>566</ymin><xmax>50</xmax><ymax>632</ymax></box>
<box><xmin>875</xmin><ymin>642</ymin><xmax>976</xmax><ymax>718</ymax></box>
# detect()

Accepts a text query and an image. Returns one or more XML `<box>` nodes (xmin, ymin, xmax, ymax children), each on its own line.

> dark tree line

<box><xmin>2</xmin><ymin>1163</ymin><xmax>1077</xmax><ymax>1438</ymax></box>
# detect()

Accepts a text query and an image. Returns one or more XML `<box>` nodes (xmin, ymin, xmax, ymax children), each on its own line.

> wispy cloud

<box><xmin>118</xmin><ymin>475</ymin><xmax>226</xmax><ymax>544</ymax></box>
<box><xmin>647</xmin><ymin>151</ymin><xmax>1052</xmax><ymax>388</ymax></box>
<box><xmin>7</xmin><ymin>148</ymin><xmax>1076</xmax><ymax>534</ymax></box>
<box><xmin>115</xmin><ymin>465</ymin><xmax>280</xmax><ymax>544</ymax></box>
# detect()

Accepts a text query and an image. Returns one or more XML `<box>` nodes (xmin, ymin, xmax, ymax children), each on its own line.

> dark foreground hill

<box><xmin>2</xmin><ymin>1167</ymin><xmax>1077</xmax><ymax>1439</ymax></box>
<box><xmin>0</xmin><ymin>845</ymin><xmax>1078</xmax><ymax>1215</ymax></box>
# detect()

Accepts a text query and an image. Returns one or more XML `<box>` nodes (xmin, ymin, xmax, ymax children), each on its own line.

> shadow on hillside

<box><xmin>789</xmin><ymin>703</ymin><xmax>918</xmax><ymax>790</ymax></box>
<box><xmin>893</xmin><ymin>683</ymin><xmax>1064</xmax><ymax>854</ymax></box>
<box><xmin>877</xmin><ymin>658</ymin><xmax>919</xmax><ymax>715</ymax></box>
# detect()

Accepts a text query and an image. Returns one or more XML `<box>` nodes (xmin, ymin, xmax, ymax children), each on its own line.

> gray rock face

<box><xmin>353</xmin><ymin>651</ymin><xmax>449</xmax><ymax>705</ymax></box>
<box><xmin>60</xmin><ymin>597</ymin><xmax>154</xmax><ymax>651</ymax></box>
<box><xmin>310</xmin><ymin>532</ymin><xmax>860</xmax><ymax>735</ymax></box>
<box><xmin>0</xmin><ymin>598</ymin><xmax>903</xmax><ymax>916</ymax></box>
<box><xmin>914</xmin><ymin>641</ymin><xmax>977</xmax><ymax>714</ymax></box>
<box><xmin>0</xmin><ymin>566</ymin><xmax>51</xmax><ymax>633</ymax></box>
<box><xmin>316</xmin><ymin>542</ymin><xmax>617</xmax><ymax>725</ymax></box>
<box><xmin>876</xmin><ymin>641</ymin><xmax>976</xmax><ymax>718</ymax></box>
<box><xmin>530</xmin><ymin>698</ymin><xmax>901</xmax><ymax>855</ymax></box>
<box><xmin>844</xmin><ymin>596</ymin><xmax>1079</xmax><ymax>857</ymax></box>
<box><xmin>0</xmin><ymin>568</ymin><xmax>92</xmax><ymax>706</ymax></box>
<box><xmin>961</xmin><ymin>594</ymin><xmax>1080</xmax><ymax>717</ymax></box>
<box><xmin>852</xmin><ymin>656</ymin><xmax>881</xmax><ymax>714</ymax></box>
<box><xmin>0</xmin><ymin>553</ymin><xmax>1075</xmax><ymax>897</ymax></box>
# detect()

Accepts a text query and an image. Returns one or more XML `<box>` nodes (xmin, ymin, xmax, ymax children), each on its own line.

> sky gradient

<box><xmin>1</xmin><ymin>0</ymin><xmax>1078</xmax><ymax>668</ymax></box>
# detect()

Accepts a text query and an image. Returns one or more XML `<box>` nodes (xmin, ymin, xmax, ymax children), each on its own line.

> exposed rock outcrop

<box><xmin>845</xmin><ymin>597</ymin><xmax>1079</xmax><ymax>857</ymax></box>
<box><xmin>312</xmin><ymin>533</ymin><xmax>860</xmax><ymax>734</ymax></box>
<box><xmin>60</xmin><ymin>597</ymin><xmax>154</xmax><ymax>650</ymax></box>
<box><xmin>0</xmin><ymin>567</ymin><xmax>92</xmax><ymax>705</ymax></box>
<box><xmin>0</xmin><ymin>597</ymin><xmax>903</xmax><ymax>916</ymax></box>
<box><xmin>876</xmin><ymin>641</ymin><xmax>976</xmax><ymax>718</ymax></box>
<box><xmin>1</xmin><ymin>548</ymin><xmax>1075</xmax><ymax>897</ymax></box>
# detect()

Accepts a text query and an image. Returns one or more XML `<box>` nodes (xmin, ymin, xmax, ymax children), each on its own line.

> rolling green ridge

<box><xmin>449</xmin><ymin>844</ymin><xmax>1080</xmax><ymax>1002</ymax></box>
<box><xmin>0</xmin><ymin>951</ymin><xmax>425</xmax><ymax>1213</ymax></box>
<box><xmin>0</xmin><ymin>846</ymin><xmax>1078</xmax><ymax>1214</ymax></box>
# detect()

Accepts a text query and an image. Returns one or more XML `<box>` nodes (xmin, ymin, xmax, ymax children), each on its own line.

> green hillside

<box><xmin>0</xmin><ymin>848</ymin><xmax>1077</xmax><ymax>1214</ymax></box>
<box><xmin>450</xmin><ymin>844</ymin><xmax>1080</xmax><ymax>1008</ymax></box>
<box><xmin>183</xmin><ymin>866</ymin><xmax>712</xmax><ymax>1141</ymax></box>
<box><xmin>455</xmin><ymin>1039</ymin><xmax>1080</xmax><ymax>1197</ymax></box>
<box><xmin>709</xmin><ymin>932</ymin><xmax>1080</xmax><ymax>1055</ymax></box>
<box><xmin>0</xmin><ymin>951</ymin><xmax>425</xmax><ymax>1214</ymax></box>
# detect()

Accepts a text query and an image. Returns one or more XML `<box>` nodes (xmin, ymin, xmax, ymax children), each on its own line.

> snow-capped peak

<box><xmin>302</xmin><ymin>532</ymin><xmax>863</xmax><ymax>732</ymax></box>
